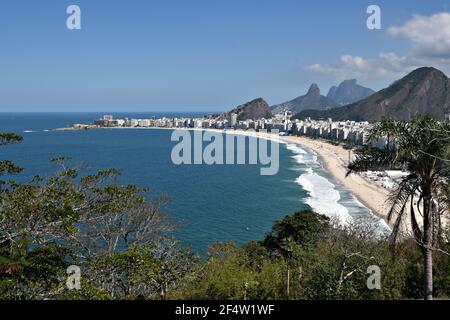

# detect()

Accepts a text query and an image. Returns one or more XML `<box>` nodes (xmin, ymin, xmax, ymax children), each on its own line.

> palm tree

<box><xmin>347</xmin><ymin>116</ymin><xmax>450</xmax><ymax>300</ymax></box>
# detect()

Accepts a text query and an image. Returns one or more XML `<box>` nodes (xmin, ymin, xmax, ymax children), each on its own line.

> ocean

<box><xmin>0</xmin><ymin>112</ymin><xmax>388</xmax><ymax>251</ymax></box>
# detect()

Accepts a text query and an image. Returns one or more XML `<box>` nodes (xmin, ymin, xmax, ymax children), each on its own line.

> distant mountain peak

<box><xmin>271</xmin><ymin>83</ymin><xmax>339</xmax><ymax>114</ymax></box>
<box><xmin>341</xmin><ymin>79</ymin><xmax>357</xmax><ymax>85</ymax></box>
<box><xmin>307</xmin><ymin>83</ymin><xmax>321</xmax><ymax>96</ymax></box>
<box><xmin>326</xmin><ymin>79</ymin><xmax>375</xmax><ymax>105</ymax></box>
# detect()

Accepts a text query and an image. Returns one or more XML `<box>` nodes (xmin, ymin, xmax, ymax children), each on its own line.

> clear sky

<box><xmin>1</xmin><ymin>0</ymin><xmax>450</xmax><ymax>112</ymax></box>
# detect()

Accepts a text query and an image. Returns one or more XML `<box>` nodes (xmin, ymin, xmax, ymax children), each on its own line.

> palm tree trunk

<box><xmin>287</xmin><ymin>268</ymin><xmax>290</xmax><ymax>299</ymax></box>
<box><xmin>423</xmin><ymin>193</ymin><xmax>433</xmax><ymax>300</ymax></box>
<box><xmin>423</xmin><ymin>247</ymin><xmax>433</xmax><ymax>300</ymax></box>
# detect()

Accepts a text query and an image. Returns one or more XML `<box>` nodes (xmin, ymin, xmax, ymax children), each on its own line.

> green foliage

<box><xmin>0</xmin><ymin>160</ymin><xmax>23</xmax><ymax>177</ymax></box>
<box><xmin>348</xmin><ymin>116</ymin><xmax>450</xmax><ymax>299</ymax></box>
<box><xmin>1</xmin><ymin>130</ymin><xmax>449</xmax><ymax>300</ymax></box>
<box><xmin>292</xmin><ymin>229</ymin><xmax>406</xmax><ymax>300</ymax></box>
<box><xmin>0</xmin><ymin>133</ymin><xmax>24</xmax><ymax>185</ymax></box>
<box><xmin>0</xmin><ymin>241</ymin><xmax>67</xmax><ymax>299</ymax></box>
<box><xmin>171</xmin><ymin>213</ymin><xmax>450</xmax><ymax>300</ymax></box>
<box><xmin>82</xmin><ymin>245</ymin><xmax>161</xmax><ymax>299</ymax></box>
<box><xmin>177</xmin><ymin>242</ymin><xmax>286</xmax><ymax>300</ymax></box>
<box><xmin>0</xmin><ymin>133</ymin><xmax>23</xmax><ymax>146</ymax></box>
<box><xmin>434</xmin><ymin>242</ymin><xmax>450</xmax><ymax>298</ymax></box>
<box><xmin>262</xmin><ymin>210</ymin><xmax>330</xmax><ymax>257</ymax></box>
<box><xmin>0</xmin><ymin>133</ymin><xmax>178</xmax><ymax>299</ymax></box>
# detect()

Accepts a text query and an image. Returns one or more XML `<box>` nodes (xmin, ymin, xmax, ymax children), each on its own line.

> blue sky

<box><xmin>1</xmin><ymin>0</ymin><xmax>449</xmax><ymax>112</ymax></box>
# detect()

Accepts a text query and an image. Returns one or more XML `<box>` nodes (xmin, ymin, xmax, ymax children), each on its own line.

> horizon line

<box><xmin>0</xmin><ymin>110</ymin><xmax>222</xmax><ymax>114</ymax></box>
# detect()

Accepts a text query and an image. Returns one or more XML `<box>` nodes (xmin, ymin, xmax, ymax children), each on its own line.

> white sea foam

<box><xmin>349</xmin><ymin>194</ymin><xmax>391</xmax><ymax>234</ymax></box>
<box><xmin>285</xmin><ymin>144</ymin><xmax>307</xmax><ymax>155</ymax></box>
<box><xmin>223</xmin><ymin>130</ymin><xmax>285</xmax><ymax>145</ymax></box>
<box><xmin>285</xmin><ymin>142</ymin><xmax>353</xmax><ymax>224</ymax></box>
<box><xmin>286</xmin><ymin>143</ymin><xmax>317</xmax><ymax>166</ymax></box>
<box><xmin>23</xmin><ymin>130</ymin><xmax>35</xmax><ymax>133</ymax></box>
<box><xmin>286</xmin><ymin>141</ymin><xmax>390</xmax><ymax>231</ymax></box>
<box><xmin>292</xmin><ymin>154</ymin><xmax>305</xmax><ymax>164</ymax></box>
<box><xmin>296</xmin><ymin>172</ymin><xmax>353</xmax><ymax>225</ymax></box>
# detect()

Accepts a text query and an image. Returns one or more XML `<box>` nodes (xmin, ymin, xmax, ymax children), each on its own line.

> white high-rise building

<box><xmin>228</xmin><ymin>113</ymin><xmax>238</xmax><ymax>127</ymax></box>
<box><xmin>138</xmin><ymin>119</ymin><xmax>150</xmax><ymax>127</ymax></box>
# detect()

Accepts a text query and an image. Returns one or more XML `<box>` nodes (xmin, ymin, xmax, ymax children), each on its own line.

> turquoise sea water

<box><xmin>0</xmin><ymin>113</ymin><xmax>387</xmax><ymax>251</ymax></box>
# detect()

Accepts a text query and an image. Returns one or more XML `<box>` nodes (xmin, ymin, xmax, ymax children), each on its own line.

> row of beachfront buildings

<box><xmin>92</xmin><ymin>113</ymin><xmax>389</xmax><ymax>148</ymax></box>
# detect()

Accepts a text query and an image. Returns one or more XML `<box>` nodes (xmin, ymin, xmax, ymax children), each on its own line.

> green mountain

<box><xmin>229</xmin><ymin>98</ymin><xmax>273</xmax><ymax>121</ymax></box>
<box><xmin>293</xmin><ymin>67</ymin><xmax>450</xmax><ymax>122</ymax></box>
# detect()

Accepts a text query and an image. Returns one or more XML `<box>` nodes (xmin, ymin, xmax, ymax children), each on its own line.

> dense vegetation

<box><xmin>1</xmin><ymin>118</ymin><xmax>449</xmax><ymax>300</ymax></box>
<box><xmin>349</xmin><ymin>116</ymin><xmax>450</xmax><ymax>300</ymax></box>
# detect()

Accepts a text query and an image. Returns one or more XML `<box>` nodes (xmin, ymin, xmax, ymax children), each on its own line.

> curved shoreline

<box><xmin>54</xmin><ymin>126</ymin><xmax>394</xmax><ymax>229</ymax></box>
<box><xmin>283</xmin><ymin>137</ymin><xmax>390</xmax><ymax>219</ymax></box>
<box><xmin>256</xmin><ymin>132</ymin><xmax>392</xmax><ymax>225</ymax></box>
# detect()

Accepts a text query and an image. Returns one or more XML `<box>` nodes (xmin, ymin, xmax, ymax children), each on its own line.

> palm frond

<box><xmin>410</xmin><ymin>194</ymin><xmax>423</xmax><ymax>244</ymax></box>
<box><xmin>386</xmin><ymin>174</ymin><xmax>420</xmax><ymax>246</ymax></box>
<box><xmin>347</xmin><ymin>147</ymin><xmax>400</xmax><ymax>176</ymax></box>
<box><xmin>386</xmin><ymin>174</ymin><xmax>419</xmax><ymax>222</ymax></box>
